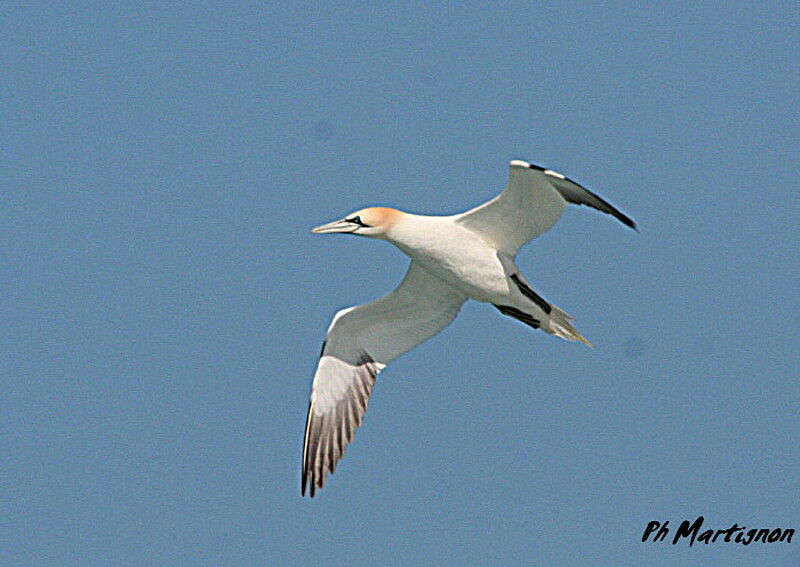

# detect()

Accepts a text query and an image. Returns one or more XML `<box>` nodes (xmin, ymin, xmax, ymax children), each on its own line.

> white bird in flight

<box><xmin>302</xmin><ymin>159</ymin><xmax>636</xmax><ymax>496</ymax></box>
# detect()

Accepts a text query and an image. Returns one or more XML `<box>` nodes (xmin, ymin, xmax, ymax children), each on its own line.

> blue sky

<box><xmin>2</xmin><ymin>3</ymin><xmax>798</xmax><ymax>566</ymax></box>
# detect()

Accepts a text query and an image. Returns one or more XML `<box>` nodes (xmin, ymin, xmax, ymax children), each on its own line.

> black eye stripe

<box><xmin>346</xmin><ymin>216</ymin><xmax>370</xmax><ymax>227</ymax></box>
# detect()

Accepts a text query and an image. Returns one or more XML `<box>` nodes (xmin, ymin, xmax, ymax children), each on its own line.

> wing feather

<box><xmin>545</xmin><ymin>170</ymin><xmax>637</xmax><ymax>230</ymax></box>
<box><xmin>302</xmin><ymin>262</ymin><xmax>465</xmax><ymax>496</ymax></box>
<box><xmin>457</xmin><ymin>160</ymin><xmax>635</xmax><ymax>256</ymax></box>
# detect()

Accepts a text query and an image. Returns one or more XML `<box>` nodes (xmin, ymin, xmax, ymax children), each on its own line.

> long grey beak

<box><xmin>311</xmin><ymin>219</ymin><xmax>357</xmax><ymax>234</ymax></box>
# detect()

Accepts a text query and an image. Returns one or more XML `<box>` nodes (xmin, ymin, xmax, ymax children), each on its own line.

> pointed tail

<box><xmin>546</xmin><ymin>305</ymin><xmax>593</xmax><ymax>347</ymax></box>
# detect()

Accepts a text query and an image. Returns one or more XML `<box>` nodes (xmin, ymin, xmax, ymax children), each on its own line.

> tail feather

<box><xmin>546</xmin><ymin>305</ymin><xmax>593</xmax><ymax>347</ymax></box>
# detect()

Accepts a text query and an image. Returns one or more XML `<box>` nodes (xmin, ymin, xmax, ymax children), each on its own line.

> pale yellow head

<box><xmin>311</xmin><ymin>207</ymin><xmax>403</xmax><ymax>238</ymax></box>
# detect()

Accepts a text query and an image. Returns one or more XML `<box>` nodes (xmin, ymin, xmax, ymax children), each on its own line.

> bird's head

<box><xmin>311</xmin><ymin>207</ymin><xmax>402</xmax><ymax>239</ymax></box>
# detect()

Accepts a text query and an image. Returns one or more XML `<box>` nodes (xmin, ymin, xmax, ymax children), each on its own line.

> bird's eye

<box><xmin>346</xmin><ymin>216</ymin><xmax>369</xmax><ymax>227</ymax></box>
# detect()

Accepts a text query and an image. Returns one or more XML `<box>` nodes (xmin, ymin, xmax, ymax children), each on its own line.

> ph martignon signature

<box><xmin>642</xmin><ymin>516</ymin><xmax>794</xmax><ymax>546</ymax></box>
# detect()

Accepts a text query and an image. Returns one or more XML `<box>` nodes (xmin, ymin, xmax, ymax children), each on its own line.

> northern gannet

<box><xmin>302</xmin><ymin>159</ymin><xmax>636</xmax><ymax>496</ymax></box>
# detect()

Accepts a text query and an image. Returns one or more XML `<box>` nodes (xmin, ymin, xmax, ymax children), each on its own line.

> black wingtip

<box><xmin>618</xmin><ymin>213</ymin><xmax>638</xmax><ymax>232</ymax></box>
<box><xmin>301</xmin><ymin>473</ymin><xmax>317</xmax><ymax>497</ymax></box>
<box><xmin>577</xmin><ymin>184</ymin><xmax>638</xmax><ymax>232</ymax></box>
<box><xmin>525</xmin><ymin>160</ymin><xmax>637</xmax><ymax>231</ymax></box>
<box><xmin>574</xmin><ymin>184</ymin><xmax>637</xmax><ymax>232</ymax></box>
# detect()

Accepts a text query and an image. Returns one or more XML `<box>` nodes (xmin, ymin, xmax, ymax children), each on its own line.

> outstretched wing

<box><xmin>457</xmin><ymin>160</ymin><xmax>636</xmax><ymax>256</ymax></box>
<box><xmin>302</xmin><ymin>262</ymin><xmax>465</xmax><ymax>496</ymax></box>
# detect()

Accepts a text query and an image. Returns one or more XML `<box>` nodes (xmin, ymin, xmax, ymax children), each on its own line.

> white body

<box><xmin>390</xmin><ymin>214</ymin><xmax>510</xmax><ymax>303</ymax></box>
